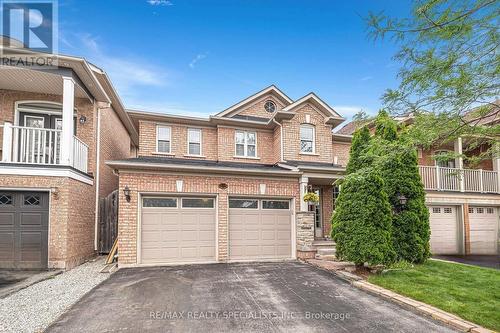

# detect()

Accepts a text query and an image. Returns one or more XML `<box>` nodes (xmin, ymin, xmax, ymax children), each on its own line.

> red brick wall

<box><xmin>231</xmin><ymin>94</ymin><xmax>285</xmax><ymax>119</ymax></box>
<box><xmin>320</xmin><ymin>185</ymin><xmax>333</xmax><ymax>237</ymax></box>
<box><xmin>98</xmin><ymin>107</ymin><xmax>132</xmax><ymax>198</ymax></box>
<box><xmin>217</xmin><ymin>126</ymin><xmax>275</xmax><ymax>164</ymax></box>
<box><xmin>118</xmin><ymin>172</ymin><xmax>300</xmax><ymax>265</ymax></box>
<box><xmin>332</xmin><ymin>142</ymin><xmax>350</xmax><ymax>167</ymax></box>
<box><xmin>282</xmin><ymin>104</ymin><xmax>334</xmax><ymax>163</ymax></box>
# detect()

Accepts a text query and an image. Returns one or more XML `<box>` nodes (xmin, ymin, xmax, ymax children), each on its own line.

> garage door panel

<box><xmin>470</xmin><ymin>206</ymin><xmax>498</xmax><ymax>255</ymax></box>
<box><xmin>0</xmin><ymin>213</ymin><xmax>15</xmax><ymax>226</ymax></box>
<box><xmin>141</xmin><ymin>197</ymin><xmax>216</xmax><ymax>264</ymax></box>
<box><xmin>0</xmin><ymin>233</ymin><xmax>15</xmax><ymax>260</ymax></box>
<box><xmin>229</xmin><ymin>198</ymin><xmax>292</xmax><ymax>261</ymax></box>
<box><xmin>429</xmin><ymin>206</ymin><xmax>459</xmax><ymax>255</ymax></box>
<box><xmin>20</xmin><ymin>213</ymin><xmax>43</xmax><ymax>226</ymax></box>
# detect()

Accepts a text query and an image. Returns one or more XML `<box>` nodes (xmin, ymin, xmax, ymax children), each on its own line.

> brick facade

<box><xmin>332</xmin><ymin>142</ymin><xmax>351</xmax><ymax>167</ymax></box>
<box><xmin>117</xmin><ymin>172</ymin><xmax>300</xmax><ymax>266</ymax></box>
<box><xmin>0</xmin><ymin>89</ymin><xmax>133</xmax><ymax>269</ymax></box>
<box><xmin>231</xmin><ymin>95</ymin><xmax>285</xmax><ymax>119</ymax></box>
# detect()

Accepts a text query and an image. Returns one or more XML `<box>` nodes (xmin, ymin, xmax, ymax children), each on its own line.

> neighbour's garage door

<box><xmin>469</xmin><ymin>206</ymin><xmax>498</xmax><ymax>255</ymax></box>
<box><xmin>429</xmin><ymin>206</ymin><xmax>459</xmax><ymax>255</ymax></box>
<box><xmin>229</xmin><ymin>198</ymin><xmax>292</xmax><ymax>261</ymax></box>
<box><xmin>140</xmin><ymin>197</ymin><xmax>216</xmax><ymax>264</ymax></box>
<box><xmin>0</xmin><ymin>191</ymin><xmax>49</xmax><ymax>269</ymax></box>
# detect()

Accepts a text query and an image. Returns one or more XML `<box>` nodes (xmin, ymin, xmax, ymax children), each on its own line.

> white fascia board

<box><xmin>0</xmin><ymin>166</ymin><xmax>94</xmax><ymax>185</ymax></box>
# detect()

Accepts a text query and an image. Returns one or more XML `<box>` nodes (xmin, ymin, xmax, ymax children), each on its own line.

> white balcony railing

<box><xmin>1</xmin><ymin>124</ymin><xmax>88</xmax><ymax>173</ymax></box>
<box><xmin>419</xmin><ymin>165</ymin><xmax>499</xmax><ymax>194</ymax></box>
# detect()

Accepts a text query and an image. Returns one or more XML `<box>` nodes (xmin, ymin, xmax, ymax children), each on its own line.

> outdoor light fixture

<box><xmin>397</xmin><ymin>193</ymin><xmax>408</xmax><ymax>206</ymax></box>
<box><xmin>123</xmin><ymin>186</ymin><xmax>131</xmax><ymax>202</ymax></box>
<box><xmin>79</xmin><ymin>115</ymin><xmax>87</xmax><ymax>124</ymax></box>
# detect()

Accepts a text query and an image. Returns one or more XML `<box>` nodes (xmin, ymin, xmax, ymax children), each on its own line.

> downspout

<box><xmin>272</xmin><ymin>119</ymin><xmax>284</xmax><ymax>162</ymax></box>
<box><xmin>93</xmin><ymin>103</ymin><xmax>109</xmax><ymax>251</ymax></box>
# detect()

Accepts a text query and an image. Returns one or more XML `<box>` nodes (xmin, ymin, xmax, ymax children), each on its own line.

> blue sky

<box><xmin>57</xmin><ymin>0</ymin><xmax>411</xmax><ymax>122</ymax></box>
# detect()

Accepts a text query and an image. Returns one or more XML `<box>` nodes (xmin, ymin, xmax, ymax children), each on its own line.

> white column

<box><xmin>454</xmin><ymin>137</ymin><xmax>465</xmax><ymax>192</ymax></box>
<box><xmin>493</xmin><ymin>143</ymin><xmax>500</xmax><ymax>193</ymax></box>
<box><xmin>300</xmin><ymin>176</ymin><xmax>309</xmax><ymax>212</ymax></box>
<box><xmin>1</xmin><ymin>122</ymin><xmax>13</xmax><ymax>162</ymax></box>
<box><xmin>60</xmin><ymin>76</ymin><xmax>75</xmax><ymax>166</ymax></box>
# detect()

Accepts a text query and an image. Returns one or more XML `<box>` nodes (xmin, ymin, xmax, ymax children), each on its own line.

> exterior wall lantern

<box><xmin>123</xmin><ymin>186</ymin><xmax>131</xmax><ymax>202</ymax></box>
<box><xmin>394</xmin><ymin>193</ymin><xmax>408</xmax><ymax>214</ymax></box>
<box><xmin>79</xmin><ymin>115</ymin><xmax>87</xmax><ymax>124</ymax></box>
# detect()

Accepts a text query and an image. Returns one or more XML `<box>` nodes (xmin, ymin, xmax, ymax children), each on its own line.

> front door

<box><xmin>308</xmin><ymin>189</ymin><xmax>322</xmax><ymax>238</ymax></box>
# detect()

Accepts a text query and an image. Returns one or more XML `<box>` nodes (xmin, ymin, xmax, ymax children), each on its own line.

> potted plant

<box><xmin>303</xmin><ymin>192</ymin><xmax>319</xmax><ymax>205</ymax></box>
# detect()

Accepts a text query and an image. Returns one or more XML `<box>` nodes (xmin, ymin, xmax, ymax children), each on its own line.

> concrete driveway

<box><xmin>434</xmin><ymin>255</ymin><xmax>499</xmax><ymax>269</ymax></box>
<box><xmin>47</xmin><ymin>262</ymin><xmax>456</xmax><ymax>332</ymax></box>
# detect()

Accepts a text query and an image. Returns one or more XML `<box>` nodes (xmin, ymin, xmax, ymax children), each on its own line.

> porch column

<box><xmin>493</xmin><ymin>142</ymin><xmax>500</xmax><ymax>193</ymax></box>
<box><xmin>454</xmin><ymin>137</ymin><xmax>465</xmax><ymax>192</ymax></box>
<box><xmin>60</xmin><ymin>76</ymin><xmax>75</xmax><ymax>166</ymax></box>
<box><xmin>1</xmin><ymin>122</ymin><xmax>13</xmax><ymax>162</ymax></box>
<box><xmin>299</xmin><ymin>176</ymin><xmax>309</xmax><ymax>212</ymax></box>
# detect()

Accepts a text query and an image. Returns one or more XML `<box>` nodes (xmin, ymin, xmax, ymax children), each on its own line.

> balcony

<box><xmin>1</xmin><ymin>124</ymin><xmax>89</xmax><ymax>173</ymax></box>
<box><xmin>419</xmin><ymin>165</ymin><xmax>499</xmax><ymax>194</ymax></box>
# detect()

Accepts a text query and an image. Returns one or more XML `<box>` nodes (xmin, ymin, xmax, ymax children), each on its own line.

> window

<box><xmin>187</xmin><ymin>128</ymin><xmax>202</xmax><ymax>155</ymax></box>
<box><xmin>469</xmin><ymin>207</ymin><xmax>474</xmax><ymax>214</ymax></box>
<box><xmin>443</xmin><ymin>207</ymin><xmax>452</xmax><ymax>214</ymax></box>
<box><xmin>300</xmin><ymin>124</ymin><xmax>315</xmax><ymax>153</ymax></box>
<box><xmin>264</xmin><ymin>100</ymin><xmax>276</xmax><ymax>113</ymax></box>
<box><xmin>487</xmin><ymin>208</ymin><xmax>494</xmax><ymax>214</ymax></box>
<box><xmin>477</xmin><ymin>207</ymin><xmax>484</xmax><ymax>214</ymax></box>
<box><xmin>24</xmin><ymin>195</ymin><xmax>40</xmax><ymax>206</ymax></box>
<box><xmin>262</xmin><ymin>200</ymin><xmax>289</xmax><ymax>210</ymax></box>
<box><xmin>143</xmin><ymin>198</ymin><xmax>177</xmax><ymax>208</ymax></box>
<box><xmin>0</xmin><ymin>194</ymin><xmax>13</xmax><ymax>206</ymax></box>
<box><xmin>229</xmin><ymin>199</ymin><xmax>258</xmax><ymax>209</ymax></box>
<box><xmin>432</xmin><ymin>207</ymin><xmax>441</xmax><ymax>214</ymax></box>
<box><xmin>156</xmin><ymin>126</ymin><xmax>171</xmax><ymax>153</ymax></box>
<box><xmin>182</xmin><ymin>198</ymin><xmax>214</xmax><ymax>208</ymax></box>
<box><xmin>435</xmin><ymin>150</ymin><xmax>455</xmax><ymax>168</ymax></box>
<box><xmin>235</xmin><ymin>130</ymin><xmax>256</xmax><ymax>157</ymax></box>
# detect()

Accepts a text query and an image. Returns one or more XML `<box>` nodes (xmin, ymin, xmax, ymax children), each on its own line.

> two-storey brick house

<box><xmin>107</xmin><ymin>86</ymin><xmax>352</xmax><ymax>266</ymax></box>
<box><xmin>337</xmin><ymin>112</ymin><xmax>500</xmax><ymax>257</ymax></box>
<box><xmin>0</xmin><ymin>42</ymin><xmax>138</xmax><ymax>269</ymax></box>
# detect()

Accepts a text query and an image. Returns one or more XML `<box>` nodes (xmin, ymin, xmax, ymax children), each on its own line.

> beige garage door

<box><xmin>429</xmin><ymin>206</ymin><xmax>459</xmax><ymax>254</ymax></box>
<box><xmin>141</xmin><ymin>197</ymin><xmax>216</xmax><ymax>265</ymax></box>
<box><xmin>469</xmin><ymin>206</ymin><xmax>498</xmax><ymax>255</ymax></box>
<box><xmin>229</xmin><ymin>198</ymin><xmax>292</xmax><ymax>261</ymax></box>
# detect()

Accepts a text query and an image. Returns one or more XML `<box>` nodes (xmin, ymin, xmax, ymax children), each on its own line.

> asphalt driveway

<box><xmin>47</xmin><ymin>262</ymin><xmax>457</xmax><ymax>332</ymax></box>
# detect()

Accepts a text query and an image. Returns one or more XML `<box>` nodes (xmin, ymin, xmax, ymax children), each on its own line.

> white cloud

<box><xmin>189</xmin><ymin>53</ymin><xmax>208</xmax><ymax>69</ymax></box>
<box><xmin>360</xmin><ymin>76</ymin><xmax>373</xmax><ymax>81</ymax></box>
<box><xmin>147</xmin><ymin>0</ymin><xmax>173</xmax><ymax>6</ymax></box>
<box><xmin>334</xmin><ymin>105</ymin><xmax>374</xmax><ymax>119</ymax></box>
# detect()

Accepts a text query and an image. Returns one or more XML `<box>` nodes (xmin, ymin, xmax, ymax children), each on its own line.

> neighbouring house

<box><xmin>0</xmin><ymin>40</ymin><xmax>138</xmax><ymax>269</ymax></box>
<box><xmin>106</xmin><ymin>85</ymin><xmax>352</xmax><ymax>267</ymax></box>
<box><xmin>337</xmin><ymin>111</ymin><xmax>500</xmax><ymax>257</ymax></box>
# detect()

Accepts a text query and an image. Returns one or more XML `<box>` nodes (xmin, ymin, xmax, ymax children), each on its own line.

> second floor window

<box><xmin>188</xmin><ymin>128</ymin><xmax>202</xmax><ymax>155</ymax></box>
<box><xmin>300</xmin><ymin>124</ymin><xmax>315</xmax><ymax>153</ymax></box>
<box><xmin>157</xmin><ymin>126</ymin><xmax>171</xmax><ymax>153</ymax></box>
<box><xmin>235</xmin><ymin>130</ymin><xmax>256</xmax><ymax>157</ymax></box>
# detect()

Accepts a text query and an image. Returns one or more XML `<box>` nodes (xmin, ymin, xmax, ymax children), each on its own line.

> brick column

<box><xmin>463</xmin><ymin>203</ymin><xmax>471</xmax><ymax>255</ymax></box>
<box><xmin>296</xmin><ymin>211</ymin><xmax>316</xmax><ymax>259</ymax></box>
<box><xmin>217</xmin><ymin>192</ymin><xmax>229</xmax><ymax>261</ymax></box>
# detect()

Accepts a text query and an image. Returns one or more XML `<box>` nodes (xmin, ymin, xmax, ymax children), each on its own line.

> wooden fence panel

<box><xmin>99</xmin><ymin>190</ymin><xmax>119</xmax><ymax>254</ymax></box>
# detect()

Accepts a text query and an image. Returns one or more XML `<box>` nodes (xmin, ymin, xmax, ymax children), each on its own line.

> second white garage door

<box><xmin>429</xmin><ymin>206</ymin><xmax>459</xmax><ymax>255</ymax></box>
<box><xmin>469</xmin><ymin>206</ymin><xmax>498</xmax><ymax>255</ymax></box>
<box><xmin>141</xmin><ymin>197</ymin><xmax>216</xmax><ymax>265</ymax></box>
<box><xmin>229</xmin><ymin>198</ymin><xmax>292</xmax><ymax>261</ymax></box>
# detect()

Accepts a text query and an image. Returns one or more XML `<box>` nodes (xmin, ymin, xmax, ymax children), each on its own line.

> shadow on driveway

<box><xmin>47</xmin><ymin>261</ymin><xmax>457</xmax><ymax>333</ymax></box>
<box><xmin>434</xmin><ymin>255</ymin><xmax>499</xmax><ymax>269</ymax></box>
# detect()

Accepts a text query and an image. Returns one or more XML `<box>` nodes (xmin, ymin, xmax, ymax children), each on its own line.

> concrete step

<box><xmin>317</xmin><ymin>248</ymin><xmax>336</xmax><ymax>256</ymax></box>
<box><xmin>312</xmin><ymin>240</ymin><xmax>335</xmax><ymax>249</ymax></box>
<box><xmin>314</xmin><ymin>254</ymin><xmax>337</xmax><ymax>261</ymax></box>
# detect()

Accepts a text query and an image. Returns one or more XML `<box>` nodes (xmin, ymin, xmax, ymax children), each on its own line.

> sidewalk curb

<box><xmin>306</xmin><ymin>260</ymin><xmax>494</xmax><ymax>333</ymax></box>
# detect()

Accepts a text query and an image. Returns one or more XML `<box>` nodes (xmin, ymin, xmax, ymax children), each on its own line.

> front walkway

<box><xmin>434</xmin><ymin>255</ymin><xmax>499</xmax><ymax>270</ymax></box>
<box><xmin>46</xmin><ymin>262</ymin><xmax>456</xmax><ymax>332</ymax></box>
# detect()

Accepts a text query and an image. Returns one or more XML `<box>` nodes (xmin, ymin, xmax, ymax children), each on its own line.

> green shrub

<box><xmin>331</xmin><ymin>170</ymin><xmax>396</xmax><ymax>266</ymax></box>
<box><xmin>346</xmin><ymin>126</ymin><xmax>371</xmax><ymax>174</ymax></box>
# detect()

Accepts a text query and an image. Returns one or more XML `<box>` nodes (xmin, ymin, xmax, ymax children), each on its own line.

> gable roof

<box><xmin>215</xmin><ymin>85</ymin><xmax>293</xmax><ymax>117</ymax></box>
<box><xmin>282</xmin><ymin>93</ymin><xmax>345</xmax><ymax>127</ymax></box>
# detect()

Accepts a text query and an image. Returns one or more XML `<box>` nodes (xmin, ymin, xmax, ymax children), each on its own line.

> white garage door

<box><xmin>429</xmin><ymin>206</ymin><xmax>459</xmax><ymax>255</ymax></box>
<box><xmin>229</xmin><ymin>198</ymin><xmax>292</xmax><ymax>261</ymax></box>
<box><xmin>141</xmin><ymin>197</ymin><xmax>216</xmax><ymax>265</ymax></box>
<box><xmin>469</xmin><ymin>206</ymin><xmax>498</xmax><ymax>255</ymax></box>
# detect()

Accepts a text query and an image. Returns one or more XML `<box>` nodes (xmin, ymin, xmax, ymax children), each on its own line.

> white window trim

<box><xmin>156</xmin><ymin>125</ymin><xmax>172</xmax><ymax>154</ymax></box>
<box><xmin>300</xmin><ymin>124</ymin><xmax>316</xmax><ymax>154</ymax></box>
<box><xmin>187</xmin><ymin>128</ymin><xmax>202</xmax><ymax>156</ymax></box>
<box><xmin>234</xmin><ymin>130</ymin><xmax>258</xmax><ymax>158</ymax></box>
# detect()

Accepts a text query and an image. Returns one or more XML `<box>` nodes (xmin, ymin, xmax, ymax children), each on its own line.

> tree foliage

<box><xmin>331</xmin><ymin>170</ymin><xmax>396</xmax><ymax>266</ymax></box>
<box><xmin>346</xmin><ymin>126</ymin><xmax>371</xmax><ymax>174</ymax></box>
<box><xmin>367</xmin><ymin>0</ymin><xmax>500</xmax><ymax>161</ymax></box>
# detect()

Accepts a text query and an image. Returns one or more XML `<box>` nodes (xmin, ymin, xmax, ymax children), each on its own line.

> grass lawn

<box><xmin>367</xmin><ymin>259</ymin><xmax>500</xmax><ymax>331</ymax></box>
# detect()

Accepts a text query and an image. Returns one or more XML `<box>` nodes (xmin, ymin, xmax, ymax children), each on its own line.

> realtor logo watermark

<box><xmin>1</xmin><ymin>0</ymin><xmax>58</xmax><ymax>67</ymax></box>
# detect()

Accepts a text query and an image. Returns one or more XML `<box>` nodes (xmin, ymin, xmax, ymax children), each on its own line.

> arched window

<box><xmin>300</xmin><ymin>124</ymin><xmax>315</xmax><ymax>153</ymax></box>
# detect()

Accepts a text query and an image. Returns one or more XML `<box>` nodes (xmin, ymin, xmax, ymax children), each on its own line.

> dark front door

<box><xmin>0</xmin><ymin>191</ymin><xmax>49</xmax><ymax>269</ymax></box>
